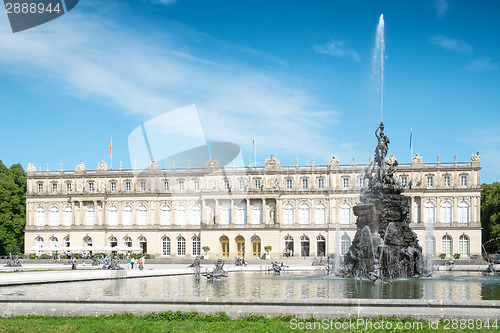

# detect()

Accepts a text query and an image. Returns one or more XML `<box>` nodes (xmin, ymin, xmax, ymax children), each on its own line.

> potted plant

<box><xmin>453</xmin><ymin>253</ymin><xmax>461</xmax><ymax>260</ymax></box>
<box><xmin>439</xmin><ymin>253</ymin><xmax>446</xmax><ymax>259</ymax></box>
<box><xmin>202</xmin><ymin>246</ymin><xmax>210</xmax><ymax>260</ymax></box>
<box><xmin>264</xmin><ymin>246</ymin><xmax>272</xmax><ymax>260</ymax></box>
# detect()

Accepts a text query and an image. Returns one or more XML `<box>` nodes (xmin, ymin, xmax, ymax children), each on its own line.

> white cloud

<box><xmin>147</xmin><ymin>0</ymin><xmax>177</xmax><ymax>5</ymax></box>
<box><xmin>434</xmin><ymin>0</ymin><xmax>448</xmax><ymax>19</ymax></box>
<box><xmin>0</xmin><ymin>8</ymin><xmax>342</xmax><ymax>162</ymax></box>
<box><xmin>464</xmin><ymin>57</ymin><xmax>499</xmax><ymax>72</ymax></box>
<box><xmin>314</xmin><ymin>39</ymin><xmax>359</xmax><ymax>61</ymax></box>
<box><xmin>430</xmin><ymin>34</ymin><xmax>473</xmax><ymax>53</ymax></box>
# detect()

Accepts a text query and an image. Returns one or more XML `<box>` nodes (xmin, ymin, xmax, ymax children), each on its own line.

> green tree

<box><xmin>481</xmin><ymin>182</ymin><xmax>500</xmax><ymax>253</ymax></box>
<box><xmin>0</xmin><ymin>161</ymin><xmax>26</xmax><ymax>255</ymax></box>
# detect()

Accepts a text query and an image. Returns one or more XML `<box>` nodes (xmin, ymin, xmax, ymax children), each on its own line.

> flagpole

<box><xmin>110</xmin><ymin>137</ymin><xmax>113</xmax><ymax>170</ymax></box>
<box><xmin>253</xmin><ymin>137</ymin><xmax>256</xmax><ymax>167</ymax></box>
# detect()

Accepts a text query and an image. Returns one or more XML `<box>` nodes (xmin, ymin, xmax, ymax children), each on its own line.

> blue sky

<box><xmin>0</xmin><ymin>0</ymin><xmax>499</xmax><ymax>183</ymax></box>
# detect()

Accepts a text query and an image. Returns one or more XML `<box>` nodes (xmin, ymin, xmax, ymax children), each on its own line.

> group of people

<box><xmin>126</xmin><ymin>254</ymin><xmax>145</xmax><ymax>270</ymax></box>
<box><xmin>283</xmin><ymin>249</ymin><xmax>294</xmax><ymax>257</ymax></box>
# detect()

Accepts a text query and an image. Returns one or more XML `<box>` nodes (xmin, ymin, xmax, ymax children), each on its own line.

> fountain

<box><xmin>340</xmin><ymin>122</ymin><xmax>425</xmax><ymax>280</ymax></box>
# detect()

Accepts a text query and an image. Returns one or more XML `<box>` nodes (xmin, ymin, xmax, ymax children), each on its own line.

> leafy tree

<box><xmin>481</xmin><ymin>182</ymin><xmax>500</xmax><ymax>253</ymax></box>
<box><xmin>0</xmin><ymin>161</ymin><xmax>26</xmax><ymax>255</ymax></box>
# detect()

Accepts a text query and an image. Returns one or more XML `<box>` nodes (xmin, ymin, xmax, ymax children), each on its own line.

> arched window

<box><xmin>236</xmin><ymin>235</ymin><xmax>245</xmax><ymax>257</ymax></box>
<box><xmin>441</xmin><ymin>201</ymin><xmax>452</xmax><ymax>226</ymax></box>
<box><xmin>424</xmin><ymin>202</ymin><xmax>435</xmax><ymax>224</ymax></box>
<box><xmin>177</xmin><ymin>236</ymin><xmax>186</xmax><ymax>256</ymax></box>
<box><xmin>36</xmin><ymin>237</ymin><xmax>44</xmax><ymax>249</ymax></box>
<box><xmin>138</xmin><ymin>205</ymin><xmax>147</xmax><ymax>227</ymax></box>
<box><xmin>138</xmin><ymin>236</ymin><xmax>147</xmax><ymax>254</ymax></box>
<box><xmin>123</xmin><ymin>205</ymin><xmax>133</xmax><ymax>227</ymax></box>
<box><xmin>251</xmin><ymin>235</ymin><xmax>261</xmax><ymax>257</ymax></box>
<box><xmin>425</xmin><ymin>235</ymin><xmax>436</xmax><ymax>257</ymax></box>
<box><xmin>300</xmin><ymin>235</ymin><xmax>310</xmax><ymax>256</ymax></box>
<box><xmin>299</xmin><ymin>203</ymin><xmax>310</xmax><ymax>225</ymax></box>
<box><xmin>315</xmin><ymin>203</ymin><xmax>326</xmax><ymax>225</ymax></box>
<box><xmin>284</xmin><ymin>203</ymin><xmax>294</xmax><ymax>225</ymax></box>
<box><xmin>108</xmin><ymin>205</ymin><xmax>118</xmax><ymax>227</ymax></box>
<box><xmin>192</xmin><ymin>236</ymin><xmax>201</xmax><ymax>256</ymax></box>
<box><xmin>458</xmin><ymin>201</ymin><xmax>469</xmax><ymax>225</ymax></box>
<box><xmin>36</xmin><ymin>206</ymin><xmax>45</xmax><ymax>227</ymax></box>
<box><xmin>284</xmin><ymin>236</ymin><xmax>294</xmax><ymax>255</ymax></box>
<box><xmin>316</xmin><ymin>235</ymin><xmax>326</xmax><ymax>257</ymax></box>
<box><xmin>176</xmin><ymin>204</ymin><xmax>186</xmax><ymax>226</ymax></box>
<box><xmin>161</xmin><ymin>205</ymin><xmax>171</xmax><ymax>226</ymax></box>
<box><xmin>459</xmin><ymin>235</ymin><xmax>470</xmax><ymax>257</ymax></box>
<box><xmin>340</xmin><ymin>203</ymin><xmax>350</xmax><ymax>225</ymax></box>
<box><xmin>50</xmin><ymin>237</ymin><xmax>58</xmax><ymax>248</ymax></box>
<box><xmin>64</xmin><ymin>206</ymin><xmax>72</xmax><ymax>227</ymax></box>
<box><xmin>220</xmin><ymin>236</ymin><xmax>229</xmax><ymax>257</ymax></box>
<box><xmin>341</xmin><ymin>234</ymin><xmax>351</xmax><ymax>256</ymax></box>
<box><xmin>162</xmin><ymin>237</ymin><xmax>171</xmax><ymax>256</ymax></box>
<box><xmin>124</xmin><ymin>236</ymin><xmax>132</xmax><ymax>248</ymax></box>
<box><xmin>191</xmin><ymin>204</ymin><xmax>201</xmax><ymax>226</ymax></box>
<box><xmin>50</xmin><ymin>206</ymin><xmax>59</xmax><ymax>227</ymax></box>
<box><xmin>252</xmin><ymin>203</ymin><xmax>262</xmax><ymax>225</ymax></box>
<box><xmin>442</xmin><ymin>235</ymin><xmax>452</xmax><ymax>257</ymax></box>
<box><xmin>86</xmin><ymin>205</ymin><xmax>95</xmax><ymax>226</ymax></box>
<box><xmin>236</xmin><ymin>203</ymin><xmax>246</xmax><ymax>225</ymax></box>
<box><xmin>221</xmin><ymin>203</ymin><xmax>231</xmax><ymax>225</ymax></box>
<box><xmin>109</xmin><ymin>236</ymin><xmax>118</xmax><ymax>248</ymax></box>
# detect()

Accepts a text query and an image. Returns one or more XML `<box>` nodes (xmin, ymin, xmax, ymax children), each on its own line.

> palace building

<box><xmin>24</xmin><ymin>152</ymin><xmax>482</xmax><ymax>259</ymax></box>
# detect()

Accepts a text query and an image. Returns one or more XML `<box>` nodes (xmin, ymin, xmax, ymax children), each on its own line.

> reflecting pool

<box><xmin>1</xmin><ymin>271</ymin><xmax>499</xmax><ymax>300</ymax></box>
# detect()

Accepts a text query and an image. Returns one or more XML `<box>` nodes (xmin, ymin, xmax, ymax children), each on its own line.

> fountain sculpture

<box><xmin>340</xmin><ymin>122</ymin><xmax>425</xmax><ymax>281</ymax></box>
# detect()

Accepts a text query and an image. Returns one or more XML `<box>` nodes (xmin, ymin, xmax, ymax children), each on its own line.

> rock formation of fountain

<box><xmin>340</xmin><ymin>122</ymin><xmax>424</xmax><ymax>280</ymax></box>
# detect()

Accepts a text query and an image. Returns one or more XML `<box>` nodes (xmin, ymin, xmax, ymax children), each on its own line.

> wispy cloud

<box><xmin>0</xmin><ymin>7</ymin><xmax>342</xmax><ymax>162</ymax></box>
<box><xmin>314</xmin><ymin>39</ymin><xmax>359</xmax><ymax>61</ymax></box>
<box><xmin>146</xmin><ymin>0</ymin><xmax>177</xmax><ymax>5</ymax></box>
<box><xmin>434</xmin><ymin>0</ymin><xmax>449</xmax><ymax>19</ymax></box>
<box><xmin>430</xmin><ymin>34</ymin><xmax>473</xmax><ymax>53</ymax></box>
<box><xmin>464</xmin><ymin>57</ymin><xmax>499</xmax><ymax>72</ymax></box>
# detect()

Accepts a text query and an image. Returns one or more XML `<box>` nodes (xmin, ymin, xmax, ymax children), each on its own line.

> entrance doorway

<box><xmin>316</xmin><ymin>235</ymin><xmax>326</xmax><ymax>257</ymax></box>
<box><xmin>236</xmin><ymin>235</ymin><xmax>245</xmax><ymax>257</ymax></box>
<box><xmin>220</xmin><ymin>236</ymin><xmax>229</xmax><ymax>257</ymax></box>
<box><xmin>251</xmin><ymin>235</ymin><xmax>261</xmax><ymax>257</ymax></box>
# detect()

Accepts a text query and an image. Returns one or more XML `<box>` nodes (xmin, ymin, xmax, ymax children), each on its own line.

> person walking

<box><xmin>131</xmin><ymin>257</ymin><xmax>135</xmax><ymax>269</ymax></box>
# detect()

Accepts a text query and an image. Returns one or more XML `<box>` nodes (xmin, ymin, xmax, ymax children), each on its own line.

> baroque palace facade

<box><xmin>24</xmin><ymin>153</ymin><xmax>482</xmax><ymax>259</ymax></box>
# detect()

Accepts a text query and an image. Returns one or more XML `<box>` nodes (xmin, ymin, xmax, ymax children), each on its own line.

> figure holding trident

<box><xmin>374</xmin><ymin>122</ymin><xmax>390</xmax><ymax>181</ymax></box>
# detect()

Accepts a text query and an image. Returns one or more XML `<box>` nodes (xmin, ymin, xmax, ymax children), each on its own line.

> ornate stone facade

<box><xmin>25</xmin><ymin>154</ymin><xmax>482</xmax><ymax>259</ymax></box>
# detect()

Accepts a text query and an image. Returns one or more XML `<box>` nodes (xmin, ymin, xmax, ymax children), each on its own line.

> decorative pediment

<box><xmin>205</xmin><ymin>158</ymin><xmax>220</xmax><ymax>171</ymax></box>
<box><xmin>329</xmin><ymin>155</ymin><xmax>340</xmax><ymax>166</ymax></box>
<box><xmin>75</xmin><ymin>161</ymin><xmax>86</xmax><ymax>173</ymax></box>
<box><xmin>264</xmin><ymin>155</ymin><xmax>281</xmax><ymax>171</ymax></box>
<box><xmin>97</xmin><ymin>160</ymin><xmax>108</xmax><ymax>172</ymax></box>
<box><xmin>411</xmin><ymin>153</ymin><xmax>423</xmax><ymax>166</ymax></box>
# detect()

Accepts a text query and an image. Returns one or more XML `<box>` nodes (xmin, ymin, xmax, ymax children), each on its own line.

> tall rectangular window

<box><xmin>460</xmin><ymin>175</ymin><xmax>468</xmax><ymax>186</ymax></box>
<box><xmin>318</xmin><ymin>178</ymin><xmax>325</xmax><ymax>189</ymax></box>
<box><xmin>140</xmin><ymin>181</ymin><xmax>146</xmax><ymax>191</ymax></box>
<box><xmin>66</xmin><ymin>183</ymin><xmax>72</xmax><ymax>193</ymax></box>
<box><xmin>111</xmin><ymin>182</ymin><xmax>116</xmax><ymax>192</ymax></box>
<box><xmin>286</xmin><ymin>179</ymin><xmax>293</xmax><ymax>189</ymax></box>
<box><xmin>125</xmin><ymin>181</ymin><xmax>131</xmax><ymax>192</ymax></box>
<box><xmin>444</xmin><ymin>176</ymin><xmax>450</xmax><ymax>187</ymax></box>
<box><xmin>427</xmin><ymin>176</ymin><xmax>434</xmax><ymax>187</ymax></box>
<box><xmin>401</xmin><ymin>177</ymin><xmax>408</xmax><ymax>187</ymax></box>
<box><xmin>178</xmin><ymin>180</ymin><xmax>184</xmax><ymax>191</ymax></box>
<box><xmin>164</xmin><ymin>181</ymin><xmax>169</xmax><ymax>191</ymax></box>
<box><xmin>38</xmin><ymin>183</ymin><xmax>43</xmax><ymax>193</ymax></box>
<box><xmin>358</xmin><ymin>178</ymin><xmax>364</xmax><ymax>188</ymax></box>
<box><xmin>88</xmin><ymin>182</ymin><xmax>94</xmax><ymax>192</ymax></box>
<box><xmin>343</xmin><ymin>178</ymin><xmax>349</xmax><ymax>188</ymax></box>
<box><xmin>254</xmin><ymin>179</ymin><xmax>261</xmax><ymax>190</ymax></box>
<box><xmin>52</xmin><ymin>183</ymin><xmax>57</xmax><ymax>193</ymax></box>
<box><xmin>302</xmin><ymin>179</ymin><xmax>308</xmax><ymax>189</ymax></box>
<box><xmin>224</xmin><ymin>179</ymin><xmax>230</xmax><ymax>190</ymax></box>
<box><xmin>239</xmin><ymin>180</ymin><xmax>245</xmax><ymax>190</ymax></box>
<box><xmin>194</xmin><ymin>180</ymin><xmax>200</xmax><ymax>191</ymax></box>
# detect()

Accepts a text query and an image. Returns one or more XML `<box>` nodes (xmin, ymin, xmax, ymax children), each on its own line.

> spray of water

<box><xmin>373</xmin><ymin>14</ymin><xmax>385</xmax><ymax>122</ymax></box>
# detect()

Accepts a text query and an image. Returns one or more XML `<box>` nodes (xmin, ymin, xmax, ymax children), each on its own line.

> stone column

<box><xmin>94</xmin><ymin>200</ymin><xmax>98</xmax><ymax>226</ymax></box>
<box><xmin>214</xmin><ymin>199</ymin><xmax>219</xmax><ymax>225</ymax></box>
<box><xmin>276</xmin><ymin>199</ymin><xmax>282</xmax><ymax>226</ymax></box>
<box><xmin>230</xmin><ymin>199</ymin><xmax>235</xmax><ymax>226</ymax></box>
<box><xmin>201</xmin><ymin>199</ymin><xmax>206</xmax><ymax>224</ymax></box>
<box><xmin>262</xmin><ymin>198</ymin><xmax>266</xmax><ymax>225</ymax></box>
<box><xmin>246</xmin><ymin>198</ymin><xmax>250</xmax><ymax>225</ymax></box>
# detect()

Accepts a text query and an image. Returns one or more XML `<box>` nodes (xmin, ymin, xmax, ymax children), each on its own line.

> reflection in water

<box><xmin>1</xmin><ymin>271</ymin><xmax>499</xmax><ymax>300</ymax></box>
